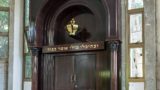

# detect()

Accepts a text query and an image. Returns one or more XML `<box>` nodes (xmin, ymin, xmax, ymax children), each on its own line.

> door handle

<box><xmin>73</xmin><ymin>74</ymin><xmax>77</xmax><ymax>82</ymax></box>
<box><xmin>70</xmin><ymin>74</ymin><xmax>74</xmax><ymax>83</ymax></box>
<box><xmin>70</xmin><ymin>74</ymin><xmax>77</xmax><ymax>83</ymax></box>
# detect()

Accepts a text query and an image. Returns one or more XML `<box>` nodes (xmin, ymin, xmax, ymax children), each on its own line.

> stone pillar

<box><xmin>120</xmin><ymin>0</ymin><xmax>126</xmax><ymax>90</ymax></box>
<box><xmin>156</xmin><ymin>0</ymin><xmax>160</xmax><ymax>90</ymax></box>
<box><xmin>8</xmin><ymin>0</ymin><xmax>24</xmax><ymax>90</ymax></box>
<box><xmin>144</xmin><ymin>0</ymin><xmax>156</xmax><ymax>90</ymax></box>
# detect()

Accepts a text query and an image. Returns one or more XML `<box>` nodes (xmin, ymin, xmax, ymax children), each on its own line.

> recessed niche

<box><xmin>51</xmin><ymin>5</ymin><xmax>106</xmax><ymax>45</ymax></box>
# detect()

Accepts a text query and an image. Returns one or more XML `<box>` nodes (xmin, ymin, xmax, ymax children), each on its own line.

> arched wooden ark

<box><xmin>28</xmin><ymin>0</ymin><xmax>121</xmax><ymax>90</ymax></box>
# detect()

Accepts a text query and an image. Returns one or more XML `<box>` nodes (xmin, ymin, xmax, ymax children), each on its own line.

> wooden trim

<box><xmin>43</xmin><ymin>41</ymin><xmax>105</xmax><ymax>53</ymax></box>
<box><xmin>0</xmin><ymin>60</ymin><xmax>8</xmax><ymax>63</ymax></box>
<box><xmin>128</xmin><ymin>8</ymin><xmax>144</xmax><ymax>14</ymax></box>
<box><xmin>31</xmin><ymin>48</ymin><xmax>41</xmax><ymax>90</ymax></box>
<box><xmin>0</xmin><ymin>32</ymin><xmax>8</xmax><ymax>36</ymax></box>
<box><xmin>0</xmin><ymin>7</ymin><xmax>9</xmax><ymax>11</ymax></box>
<box><xmin>108</xmin><ymin>40</ymin><xmax>120</xmax><ymax>90</ymax></box>
<box><xmin>128</xmin><ymin>79</ymin><xmax>145</xmax><ymax>82</ymax></box>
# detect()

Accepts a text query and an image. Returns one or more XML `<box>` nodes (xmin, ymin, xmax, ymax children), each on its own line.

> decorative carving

<box><xmin>30</xmin><ymin>0</ymin><xmax>121</xmax><ymax>90</ymax></box>
<box><xmin>108</xmin><ymin>41</ymin><xmax>120</xmax><ymax>51</ymax></box>
<box><xmin>66</xmin><ymin>18</ymin><xmax>79</xmax><ymax>36</ymax></box>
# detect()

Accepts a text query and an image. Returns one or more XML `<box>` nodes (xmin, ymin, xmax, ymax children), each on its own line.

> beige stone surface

<box><xmin>144</xmin><ymin>0</ymin><xmax>156</xmax><ymax>90</ymax></box>
<box><xmin>157</xmin><ymin>0</ymin><xmax>160</xmax><ymax>89</ymax></box>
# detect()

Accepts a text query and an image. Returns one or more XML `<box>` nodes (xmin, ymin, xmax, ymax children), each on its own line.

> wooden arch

<box><xmin>34</xmin><ymin>0</ymin><xmax>120</xmax><ymax>47</ymax></box>
<box><xmin>30</xmin><ymin>0</ymin><xmax>121</xmax><ymax>90</ymax></box>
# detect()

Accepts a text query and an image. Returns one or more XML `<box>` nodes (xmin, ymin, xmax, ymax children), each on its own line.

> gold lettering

<box><xmin>45</xmin><ymin>43</ymin><xmax>101</xmax><ymax>52</ymax></box>
<box><xmin>70</xmin><ymin>45</ymin><xmax>79</xmax><ymax>50</ymax></box>
<box><xmin>64</xmin><ymin>47</ymin><xmax>68</xmax><ymax>50</ymax></box>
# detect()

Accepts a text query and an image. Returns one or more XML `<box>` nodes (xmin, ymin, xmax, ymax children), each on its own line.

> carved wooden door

<box><xmin>55</xmin><ymin>55</ymin><xmax>74</xmax><ymax>90</ymax></box>
<box><xmin>55</xmin><ymin>54</ymin><xmax>96</xmax><ymax>90</ymax></box>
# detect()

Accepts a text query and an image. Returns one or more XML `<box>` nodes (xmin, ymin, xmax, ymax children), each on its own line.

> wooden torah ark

<box><xmin>28</xmin><ymin>0</ymin><xmax>121</xmax><ymax>90</ymax></box>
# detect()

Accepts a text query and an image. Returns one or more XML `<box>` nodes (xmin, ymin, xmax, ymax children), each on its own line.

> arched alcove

<box><xmin>30</xmin><ymin>0</ymin><xmax>121</xmax><ymax>90</ymax></box>
<box><xmin>46</xmin><ymin>5</ymin><xmax>107</xmax><ymax>45</ymax></box>
<box><xmin>35</xmin><ymin>0</ymin><xmax>112</xmax><ymax>46</ymax></box>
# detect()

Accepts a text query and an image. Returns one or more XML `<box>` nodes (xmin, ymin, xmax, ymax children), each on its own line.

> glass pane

<box><xmin>128</xmin><ymin>0</ymin><xmax>144</xmax><ymax>10</ymax></box>
<box><xmin>0</xmin><ymin>63</ymin><xmax>7</xmax><ymax>90</ymax></box>
<box><xmin>130</xmin><ymin>48</ymin><xmax>143</xmax><ymax>78</ymax></box>
<box><xmin>0</xmin><ymin>11</ymin><xmax>9</xmax><ymax>32</ymax></box>
<box><xmin>0</xmin><ymin>0</ymin><xmax>9</xmax><ymax>7</ymax></box>
<box><xmin>0</xmin><ymin>37</ymin><xmax>8</xmax><ymax>58</ymax></box>
<box><xmin>25</xmin><ymin>55</ymin><xmax>32</xmax><ymax>79</ymax></box>
<box><xmin>25</xmin><ymin>0</ymin><xmax>30</xmax><ymax>27</ymax></box>
<box><xmin>130</xmin><ymin>14</ymin><xmax>142</xmax><ymax>43</ymax></box>
<box><xmin>24</xmin><ymin>36</ymin><xmax>29</xmax><ymax>53</ymax></box>
<box><xmin>129</xmin><ymin>82</ymin><xmax>144</xmax><ymax>90</ymax></box>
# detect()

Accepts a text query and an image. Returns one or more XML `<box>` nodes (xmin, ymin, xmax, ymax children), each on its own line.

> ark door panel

<box><xmin>55</xmin><ymin>55</ymin><xmax>74</xmax><ymax>90</ymax></box>
<box><xmin>96</xmin><ymin>52</ymin><xmax>111</xmax><ymax>90</ymax></box>
<box><xmin>40</xmin><ymin>54</ymin><xmax>55</xmax><ymax>90</ymax></box>
<box><xmin>75</xmin><ymin>54</ymin><xmax>96</xmax><ymax>90</ymax></box>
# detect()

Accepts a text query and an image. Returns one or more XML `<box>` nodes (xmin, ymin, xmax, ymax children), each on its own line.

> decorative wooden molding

<box><xmin>34</xmin><ymin>0</ymin><xmax>121</xmax><ymax>47</ymax></box>
<box><xmin>43</xmin><ymin>41</ymin><xmax>105</xmax><ymax>53</ymax></box>
<box><xmin>31</xmin><ymin>48</ymin><xmax>41</xmax><ymax>90</ymax></box>
<box><xmin>106</xmin><ymin>40</ymin><xmax>121</xmax><ymax>90</ymax></box>
<box><xmin>29</xmin><ymin>0</ymin><xmax>122</xmax><ymax>90</ymax></box>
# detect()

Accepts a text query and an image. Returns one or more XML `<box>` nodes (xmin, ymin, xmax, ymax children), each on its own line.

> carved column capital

<box><xmin>30</xmin><ymin>48</ymin><xmax>42</xmax><ymax>55</ymax></box>
<box><xmin>106</xmin><ymin>40</ymin><xmax>121</xmax><ymax>50</ymax></box>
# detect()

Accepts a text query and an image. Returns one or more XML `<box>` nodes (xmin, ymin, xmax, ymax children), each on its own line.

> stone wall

<box><xmin>121</xmin><ymin>0</ymin><xmax>157</xmax><ymax>90</ymax></box>
<box><xmin>121</xmin><ymin>0</ymin><xmax>126</xmax><ymax>90</ymax></box>
<box><xmin>8</xmin><ymin>0</ymin><xmax>24</xmax><ymax>90</ymax></box>
<box><xmin>156</xmin><ymin>0</ymin><xmax>160</xmax><ymax>90</ymax></box>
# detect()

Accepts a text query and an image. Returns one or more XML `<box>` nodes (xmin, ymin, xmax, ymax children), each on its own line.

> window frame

<box><xmin>0</xmin><ymin>2</ymin><xmax>10</xmax><ymax>90</ymax></box>
<box><xmin>0</xmin><ymin>4</ymin><xmax>10</xmax><ymax>60</ymax></box>
<box><xmin>23</xmin><ymin>0</ymin><xmax>31</xmax><ymax>81</ymax></box>
<box><xmin>126</xmin><ymin>1</ymin><xmax>145</xmax><ymax>90</ymax></box>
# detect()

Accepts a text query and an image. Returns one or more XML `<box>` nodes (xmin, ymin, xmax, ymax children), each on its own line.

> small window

<box><xmin>126</xmin><ymin>0</ymin><xmax>144</xmax><ymax>90</ymax></box>
<box><xmin>129</xmin><ymin>82</ymin><xmax>144</xmax><ymax>90</ymax></box>
<box><xmin>0</xmin><ymin>1</ymin><xmax>9</xmax><ymax>59</ymax></box>
<box><xmin>0</xmin><ymin>11</ymin><xmax>9</xmax><ymax>32</ymax></box>
<box><xmin>129</xmin><ymin>13</ymin><xmax>143</xmax><ymax>44</ymax></box>
<box><xmin>0</xmin><ymin>1</ymin><xmax>10</xmax><ymax>90</ymax></box>
<box><xmin>0</xmin><ymin>36</ymin><xmax>8</xmax><ymax>58</ymax></box>
<box><xmin>128</xmin><ymin>0</ymin><xmax>144</xmax><ymax>10</ymax></box>
<box><xmin>24</xmin><ymin>54</ymin><xmax>32</xmax><ymax>79</ymax></box>
<box><xmin>24</xmin><ymin>0</ymin><xmax>31</xmax><ymax>81</ymax></box>
<box><xmin>129</xmin><ymin>48</ymin><xmax>143</xmax><ymax>78</ymax></box>
<box><xmin>0</xmin><ymin>0</ymin><xmax>9</xmax><ymax>7</ymax></box>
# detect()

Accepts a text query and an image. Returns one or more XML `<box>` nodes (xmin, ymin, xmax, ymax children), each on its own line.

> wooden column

<box><xmin>108</xmin><ymin>40</ymin><xmax>121</xmax><ymax>90</ymax></box>
<box><xmin>31</xmin><ymin>48</ymin><xmax>41</xmax><ymax>90</ymax></box>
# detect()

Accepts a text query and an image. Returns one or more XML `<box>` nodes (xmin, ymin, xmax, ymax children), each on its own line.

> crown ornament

<box><xmin>66</xmin><ymin>18</ymin><xmax>79</xmax><ymax>36</ymax></box>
